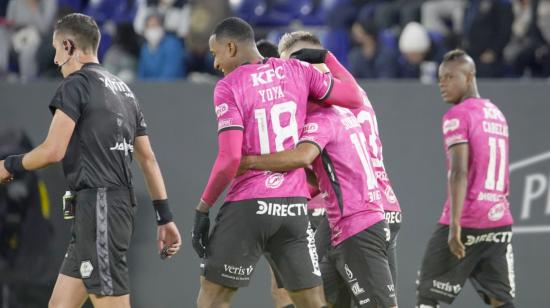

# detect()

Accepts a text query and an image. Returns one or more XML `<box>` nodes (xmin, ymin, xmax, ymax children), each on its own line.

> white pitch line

<box><xmin>513</xmin><ymin>225</ymin><xmax>550</xmax><ymax>234</ymax></box>
<box><xmin>510</xmin><ymin>151</ymin><xmax>550</xmax><ymax>172</ymax></box>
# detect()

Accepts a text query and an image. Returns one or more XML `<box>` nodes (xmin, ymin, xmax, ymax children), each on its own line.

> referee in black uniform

<box><xmin>0</xmin><ymin>13</ymin><xmax>181</xmax><ymax>308</ymax></box>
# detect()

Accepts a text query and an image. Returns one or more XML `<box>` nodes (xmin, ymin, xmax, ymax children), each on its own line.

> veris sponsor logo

<box><xmin>223</xmin><ymin>264</ymin><xmax>254</xmax><ymax>277</ymax></box>
<box><xmin>432</xmin><ymin>280</ymin><xmax>461</xmax><ymax>294</ymax></box>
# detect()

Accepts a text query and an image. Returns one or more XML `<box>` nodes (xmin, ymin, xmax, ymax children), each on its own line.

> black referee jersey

<box><xmin>49</xmin><ymin>63</ymin><xmax>147</xmax><ymax>191</ymax></box>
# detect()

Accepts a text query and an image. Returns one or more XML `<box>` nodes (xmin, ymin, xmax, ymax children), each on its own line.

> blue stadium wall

<box><xmin>1</xmin><ymin>80</ymin><xmax>549</xmax><ymax>307</ymax></box>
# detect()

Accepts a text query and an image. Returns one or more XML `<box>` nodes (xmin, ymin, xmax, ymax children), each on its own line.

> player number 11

<box><xmin>485</xmin><ymin>137</ymin><xmax>506</xmax><ymax>191</ymax></box>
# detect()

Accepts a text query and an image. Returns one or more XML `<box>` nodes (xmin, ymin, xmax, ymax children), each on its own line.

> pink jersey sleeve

<box><xmin>299</xmin><ymin>61</ymin><xmax>334</xmax><ymax>101</ymax></box>
<box><xmin>214</xmin><ymin>80</ymin><xmax>244</xmax><ymax>133</ymax></box>
<box><xmin>442</xmin><ymin>109</ymin><xmax>470</xmax><ymax>148</ymax></box>
<box><xmin>297</xmin><ymin>108</ymin><xmax>335</xmax><ymax>151</ymax></box>
<box><xmin>200</xmin><ymin>129</ymin><xmax>243</xmax><ymax>206</ymax></box>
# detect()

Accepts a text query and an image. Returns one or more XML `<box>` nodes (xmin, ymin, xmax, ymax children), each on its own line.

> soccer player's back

<box><xmin>215</xmin><ymin>57</ymin><xmax>332</xmax><ymax>201</ymax></box>
<box><xmin>416</xmin><ymin>50</ymin><xmax>515</xmax><ymax>308</ymax></box>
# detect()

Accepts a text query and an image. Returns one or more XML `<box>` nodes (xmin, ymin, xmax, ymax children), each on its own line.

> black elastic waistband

<box><xmin>73</xmin><ymin>187</ymin><xmax>136</xmax><ymax>205</ymax></box>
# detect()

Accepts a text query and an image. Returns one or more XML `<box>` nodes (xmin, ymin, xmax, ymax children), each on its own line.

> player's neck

<box><xmin>242</xmin><ymin>48</ymin><xmax>264</xmax><ymax>65</ymax></box>
<box><xmin>458</xmin><ymin>88</ymin><xmax>480</xmax><ymax>104</ymax></box>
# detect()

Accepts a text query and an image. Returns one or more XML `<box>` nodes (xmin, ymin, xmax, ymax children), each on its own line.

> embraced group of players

<box><xmin>0</xmin><ymin>12</ymin><xmax>515</xmax><ymax>308</ymax></box>
<box><xmin>191</xmin><ymin>17</ymin><xmax>516</xmax><ymax>308</ymax></box>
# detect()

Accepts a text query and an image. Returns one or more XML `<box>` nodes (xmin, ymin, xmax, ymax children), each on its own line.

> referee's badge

<box><xmin>80</xmin><ymin>260</ymin><xmax>94</xmax><ymax>279</ymax></box>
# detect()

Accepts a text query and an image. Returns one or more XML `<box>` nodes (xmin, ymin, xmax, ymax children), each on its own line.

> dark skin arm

<box><xmin>447</xmin><ymin>143</ymin><xmax>469</xmax><ymax>260</ymax></box>
<box><xmin>240</xmin><ymin>142</ymin><xmax>320</xmax><ymax>174</ymax></box>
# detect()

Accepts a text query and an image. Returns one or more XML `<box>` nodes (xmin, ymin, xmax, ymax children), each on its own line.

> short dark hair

<box><xmin>443</xmin><ymin>49</ymin><xmax>468</xmax><ymax>63</ymax></box>
<box><xmin>212</xmin><ymin>17</ymin><xmax>254</xmax><ymax>43</ymax></box>
<box><xmin>278</xmin><ymin>31</ymin><xmax>321</xmax><ymax>54</ymax></box>
<box><xmin>54</xmin><ymin>13</ymin><xmax>100</xmax><ymax>54</ymax></box>
<box><xmin>256</xmin><ymin>39</ymin><xmax>280</xmax><ymax>58</ymax></box>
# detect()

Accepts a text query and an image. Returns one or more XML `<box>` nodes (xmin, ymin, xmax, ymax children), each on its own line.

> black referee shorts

<box><xmin>60</xmin><ymin>188</ymin><xmax>136</xmax><ymax>296</ymax></box>
<box><xmin>417</xmin><ymin>224</ymin><xmax>515</xmax><ymax>305</ymax></box>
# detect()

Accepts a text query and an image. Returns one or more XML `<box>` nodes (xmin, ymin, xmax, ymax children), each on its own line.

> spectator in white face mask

<box><xmin>137</xmin><ymin>11</ymin><xmax>186</xmax><ymax>80</ymax></box>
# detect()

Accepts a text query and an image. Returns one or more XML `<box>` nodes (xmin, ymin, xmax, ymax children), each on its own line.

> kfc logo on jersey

<box><xmin>265</xmin><ymin>172</ymin><xmax>284</xmax><ymax>188</ymax></box>
<box><xmin>443</xmin><ymin>118</ymin><xmax>460</xmax><ymax>134</ymax></box>
<box><xmin>488</xmin><ymin>203</ymin><xmax>506</xmax><ymax>221</ymax></box>
<box><xmin>216</xmin><ymin>103</ymin><xmax>228</xmax><ymax>118</ymax></box>
<box><xmin>250</xmin><ymin>66</ymin><xmax>285</xmax><ymax>86</ymax></box>
<box><xmin>303</xmin><ymin>123</ymin><xmax>319</xmax><ymax>134</ymax></box>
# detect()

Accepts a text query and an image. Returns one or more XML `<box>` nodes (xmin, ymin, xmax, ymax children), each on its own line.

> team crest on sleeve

<box><xmin>215</xmin><ymin>103</ymin><xmax>229</xmax><ymax>118</ymax></box>
<box><xmin>304</xmin><ymin>123</ymin><xmax>319</xmax><ymax>133</ymax></box>
<box><xmin>443</xmin><ymin>118</ymin><xmax>460</xmax><ymax>134</ymax></box>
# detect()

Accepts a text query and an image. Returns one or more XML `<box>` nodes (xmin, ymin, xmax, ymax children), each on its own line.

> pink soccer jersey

<box><xmin>213</xmin><ymin>58</ymin><xmax>333</xmax><ymax>202</ymax></box>
<box><xmin>352</xmin><ymin>90</ymin><xmax>401</xmax><ymax>212</ymax></box>
<box><xmin>299</xmin><ymin>105</ymin><xmax>385</xmax><ymax>246</ymax></box>
<box><xmin>439</xmin><ymin>98</ymin><xmax>513</xmax><ymax>228</ymax></box>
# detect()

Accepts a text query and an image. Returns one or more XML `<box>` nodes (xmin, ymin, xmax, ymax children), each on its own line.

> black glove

<box><xmin>290</xmin><ymin>48</ymin><xmax>328</xmax><ymax>64</ymax></box>
<box><xmin>192</xmin><ymin>210</ymin><xmax>210</xmax><ymax>258</ymax></box>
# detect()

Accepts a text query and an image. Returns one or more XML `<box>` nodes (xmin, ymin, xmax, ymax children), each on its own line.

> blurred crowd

<box><xmin>1</xmin><ymin>0</ymin><xmax>549</xmax><ymax>83</ymax></box>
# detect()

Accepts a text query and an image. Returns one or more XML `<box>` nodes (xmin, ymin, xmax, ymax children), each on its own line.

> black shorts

<box><xmin>322</xmin><ymin>220</ymin><xmax>397</xmax><ymax>308</ymax></box>
<box><xmin>417</xmin><ymin>224</ymin><xmax>515</xmax><ymax>305</ymax></box>
<box><xmin>308</xmin><ymin>207</ymin><xmax>326</xmax><ymax>232</ymax></box>
<box><xmin>202</xmin><ymin>197</ymin><xmax>321</xmax><ymax>291</ymax></box>
<box><xmin>385</xmin><ymin>211</ymin><xmax>402</xmax><ymax>285</ymax></box>
<box><xmin>60</xmin><ymin>188</ymin><xmax>136</xmax><ymax>296</ymax></box>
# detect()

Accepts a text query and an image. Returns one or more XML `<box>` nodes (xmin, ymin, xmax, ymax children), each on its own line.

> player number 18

<box><xmin>254</xmin><ymin>101</ymin><xmax>299</xmax><ymax>154</ymax></box>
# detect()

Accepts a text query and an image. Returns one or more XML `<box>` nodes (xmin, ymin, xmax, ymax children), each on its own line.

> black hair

<box><xmin>278</xmin><ymin>31</ymin><xmax>321</xmax><ymax>54</ymax></box>
<box><xmin>256</xmin><ymin>39</ymin><xmax>280</xmax><ymax>58</ymax></box>
<box><xmin>443</xmin><ymin>49</ymin><xmax>468</xmax><ymax>63</ymax></box>
<box><xmin>212</xmin><ymin>17</ymin><xmax>255</xmax><ymax>43</ymax></box>
<box><xmin>54</xmin><ymin>13</ymin><xmax>101</xmax><ymax>54</ymax></box>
